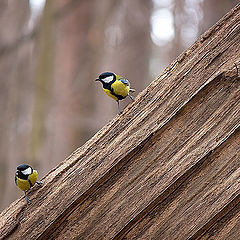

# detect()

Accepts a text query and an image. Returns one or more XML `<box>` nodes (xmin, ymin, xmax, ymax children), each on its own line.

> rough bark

<box><xmin>0</xmin><ymin>4</ymin><xmax>239</xmax><ymax>240</ymax></box>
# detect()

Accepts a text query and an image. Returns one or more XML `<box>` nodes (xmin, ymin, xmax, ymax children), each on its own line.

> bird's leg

<box><xmin>24</xmin><ymin>191</ymin><xmax>31</xmax><ymax>204</ymax></box>
<box><xmin>117</xmin><ymin>100</ymin><xmax>122</xmax><ymax>115</ymax></box>
<box><xmin>234</xmin><ymin>63</ymin><xmax>239</xmax><ymax>76</ymax></box>
<box><xmin>128</xmin><ymin>94</ymin><xmax>135</xmax><ymax>101</ymax></box>
<box><xmin>36</xmin><ymin>181</ymin><xmax>43</xmax><ymax>185</ymax></box>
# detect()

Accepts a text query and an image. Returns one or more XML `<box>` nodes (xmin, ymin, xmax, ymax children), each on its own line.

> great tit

<box><xmin>15</xmin><ymin>164</ymin><xmax>43</xmax><ymax>204</ymax></box>
<box><xmin>96</xmin><ymin>72</ymin><xmax>135</xmax><ymax>114</ymax></box>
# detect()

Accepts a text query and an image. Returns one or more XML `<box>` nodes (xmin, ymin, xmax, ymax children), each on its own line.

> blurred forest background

<box><xmin>0</xmin><ymin>0</ymin><xmax>238</xmax><ymax>211</ymax></box>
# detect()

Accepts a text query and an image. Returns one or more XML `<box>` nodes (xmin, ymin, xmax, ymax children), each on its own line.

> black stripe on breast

<box><xmin>110</xmin><ymin>88</ymin><xmax>126</xmax><ymax>100</ymax></box>
<box><xmin>28</xmin><ymin>179</ymin><xmax>33</xmax><ymax>188</ymax></box>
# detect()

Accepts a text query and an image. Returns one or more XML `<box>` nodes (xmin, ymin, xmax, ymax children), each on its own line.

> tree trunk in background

<box><xmin>0</xmin><ymin>1</ymin><xmax>32</xmax><ymax>211</ymax></box>
<box><xmin>172</xmin><ymin>0</ymin><xmax>185</xmax><ymax>59</ymax></box>
<box><xmin>28</xmin><ymin>0</ymin><xmax>55</xmax><ymax>172</ymax></box>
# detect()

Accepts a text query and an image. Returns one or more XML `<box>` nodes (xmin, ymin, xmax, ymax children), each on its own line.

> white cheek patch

<box><xmin>103</xmin><ymin>75</ymin><xmax>114</xmax><ymax>83</ymax></box>
<box><xmin>22</xmin><ymin>167</ymin><xmax>32</xmax><ymax>175</ymax></box>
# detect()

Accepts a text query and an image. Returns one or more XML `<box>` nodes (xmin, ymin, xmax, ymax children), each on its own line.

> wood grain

<box><xmin>0</xmin><ymin>4</ymin><xmax>239</xmax><ymax>240</ymax></box>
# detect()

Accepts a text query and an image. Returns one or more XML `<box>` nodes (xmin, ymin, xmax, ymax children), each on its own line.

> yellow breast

<box><xmin>103</xmin><ymin>88</ymin><xmax>118</xmax><ymax>101</ymax></box>
<box><xmin>111</xmin><ymin>80</ymin><xmax>129</xmax><ymax>98</ymax></box>
<box><xmin>16</xmin><ymin>170</ymin><xmax>38</xmax><ymax>191</ymax></box>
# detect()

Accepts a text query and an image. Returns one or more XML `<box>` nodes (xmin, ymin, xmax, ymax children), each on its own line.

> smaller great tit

<box><xmin>15</xmin><ymin>164</ymin><xmax>43</xmax><ymax>204</ymax></box>
<box><xmin>96</xmin><ymin>72</ymin><xmax>135</xmax><ymax>114</ymax></box>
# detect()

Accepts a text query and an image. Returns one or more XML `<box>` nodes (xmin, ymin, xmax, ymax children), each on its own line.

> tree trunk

<box><xmin>0</xmin><ymin>1</ymin><xmax>31</xmax><ymax>212</ymax></box>
<box><xmin>0</xmin><ymin>4</ymin><xmax>239</xmax><ymax>240</ymax></box>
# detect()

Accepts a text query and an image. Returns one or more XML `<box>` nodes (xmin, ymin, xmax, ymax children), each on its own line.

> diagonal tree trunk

<box><xmin>0</xmin><ymin>4</ymin><xmax>239</xmax><ymax>240</ymax></box>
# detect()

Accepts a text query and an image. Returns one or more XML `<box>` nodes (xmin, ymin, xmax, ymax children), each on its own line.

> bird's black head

<box><xmin>16</xmin><ymin>164</ymin><xmax>33</xmax><ymax>180</ymax></box>
<box><xmin>95</xmin><ymin>72</ymin><xmax>116</xmax><ymax>86</ymax></box>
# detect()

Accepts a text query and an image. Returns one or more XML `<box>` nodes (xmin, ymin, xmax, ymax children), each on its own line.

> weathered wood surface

<box><xmin>0</xmin><ymin>4</ymin><xmax>240</xmax><ymax>240</ymax></box>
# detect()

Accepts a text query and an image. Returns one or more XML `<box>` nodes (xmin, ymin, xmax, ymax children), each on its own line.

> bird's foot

<box><xmin>128</xmin><ymin>94</ymin><xmax>135</xmax><ymax>101</ymax></box>
<box><xmin>36</xmin><ymin>181</ymin><xmax>43</xmax><ymax>185</ymax></box>
<box><xmin>24</xmin><ymin>192</ymin><xmax>31</xmax><ymax>204</ymax></box>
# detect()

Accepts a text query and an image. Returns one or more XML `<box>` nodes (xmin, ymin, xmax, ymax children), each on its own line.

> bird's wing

<box><xmin>119</xmin><ymin>78</ymin><xmax>130</xmax><ymax>86</ymax></box>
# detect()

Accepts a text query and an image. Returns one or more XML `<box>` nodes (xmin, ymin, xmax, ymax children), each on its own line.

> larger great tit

<box><xmin>96</xmin><ymin>72</ymin><xmax>135</xmax><ymax>114</ymax></box>
<box><xmin>15</xmin><ymin>164</ymin><xmax>43</xmax><ymax>204</ymax></box>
